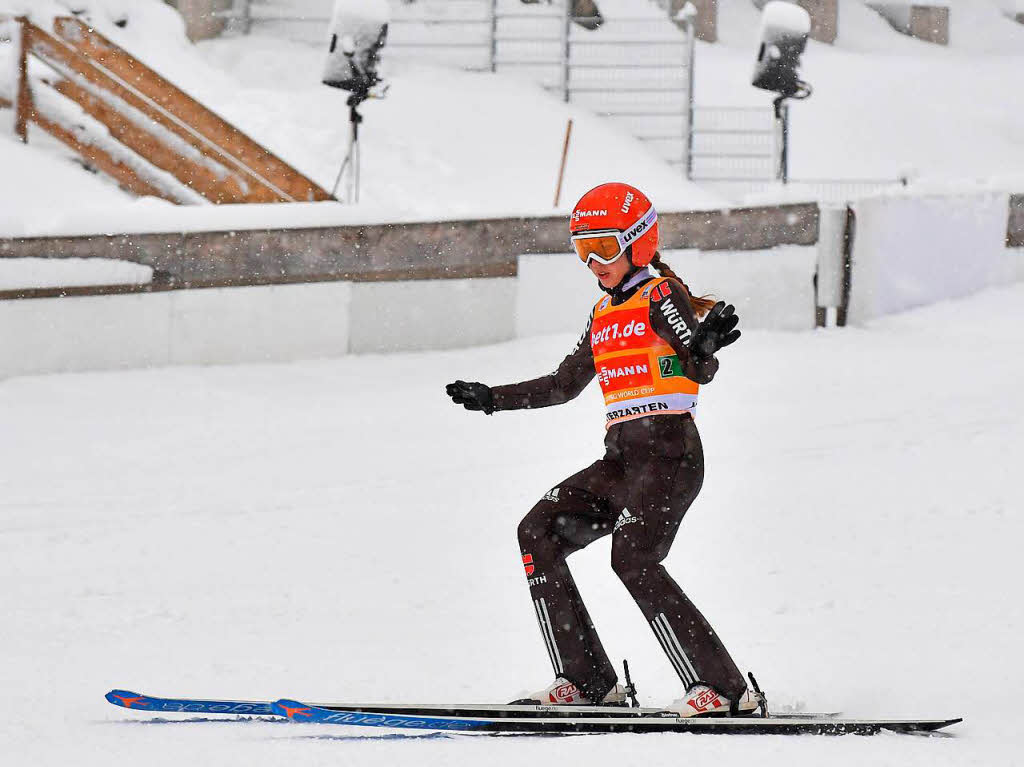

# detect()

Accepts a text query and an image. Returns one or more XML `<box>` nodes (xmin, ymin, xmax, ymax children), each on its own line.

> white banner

<box><xmin>848</xmin><ymin>192</ymin><xmax>1022</xmax><ymax>324</ymax></box>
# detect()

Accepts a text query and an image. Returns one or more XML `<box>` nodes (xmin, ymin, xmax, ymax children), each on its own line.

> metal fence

<box><xmin>688</xmin><ymin>105</ymin><xmax>905</xmax><ymax>203</ymax></box>
<box><xmin>221</xmin><ymin>1</ymin><xmax>899</xmax><ymax>202</ymax></box>
<box><xmin>689</xmin><ymin>105</ymin><xmax>778</xmax><ymax>182</ymax></box>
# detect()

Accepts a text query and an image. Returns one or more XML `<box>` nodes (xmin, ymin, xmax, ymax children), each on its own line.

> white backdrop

<box><xmin>847</xmin><ymin>192</ymin><xmax>1024</xmax><ymax>324</ymax></box>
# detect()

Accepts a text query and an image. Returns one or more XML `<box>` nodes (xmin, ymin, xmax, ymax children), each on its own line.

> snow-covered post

<box><xmin>171</xmin><ymin>0</ymin><xmax>232</xmax><ymax>42</ymax></box>
<box><xmin>678</xmin><ymin>3</ymin><xmax>698</xmax><ymax>179</ymax></box>
<box><xmin>561</xmin><ymin>1</ymin><xmax>571</xmax><ymax>103</ymax></box>
<box><xmin>0</xmin><ymin>18</ymin><xmax>10</xmax><ymax>115</ymax></box>
<box><xmin>13</xmin><ymin>16</ymin><xmax>28</xmax><ymax>143</ymax></box>
<box><xmin>815</xmin><ymin>205</ymin><xmax>852</xmax><ymax>327</ymax></box>
<box><xmin>489</xmin><ymin>0</ymin><xmax>498</xmax><ymax>73</ymax></box>
<box><xmin>774</xmin><ymin>99</ymin><xmax>788</xmax><ymax>183</ymax></box>
<box><xmin>753</xmin><ymin>2</ymin><xmax>812</xmax><ymax>183</ymax></box>
<box><xmin>234</xmin><ymin>0</ymin><xmax>252</xmax><ymax>36</ymax></box>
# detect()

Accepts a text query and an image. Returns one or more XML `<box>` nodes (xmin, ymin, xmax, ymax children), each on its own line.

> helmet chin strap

<box><xmin>597</xmin><ymin>246</ymin><xmax>648</xmax><ymax>295</ymax></box>
<box><xmin>598</xmin><ymin>264</ymin><xmax>651</xmax><ymax>296</ymax></box>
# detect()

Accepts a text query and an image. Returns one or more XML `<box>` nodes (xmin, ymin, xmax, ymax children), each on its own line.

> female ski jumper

<box><xmin>446</xmin><ymin>182</ymin><xmax>750</xmax><ymax>716</ymax></box>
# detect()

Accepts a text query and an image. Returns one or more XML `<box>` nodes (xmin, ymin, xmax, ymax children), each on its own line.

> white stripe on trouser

<box><xmin>651</xmin><ymin>617</ymin><xmax>693</xmax><ymax>686</ymax></box>
<box><xmin>654</xmin><ymin>613</ymin><xmax>700</xmax><ymax>685</ymax></box>
<box><xmin>533</xmin><ymin>598</ymin><xmax>564</xmax><ymax>675</ymax></box>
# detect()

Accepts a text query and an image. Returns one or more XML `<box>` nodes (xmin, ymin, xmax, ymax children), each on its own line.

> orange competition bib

<box><xmin>590</xmin><ymin>278</ymin><xmax>699</xmax><ymax>428</ymax></box>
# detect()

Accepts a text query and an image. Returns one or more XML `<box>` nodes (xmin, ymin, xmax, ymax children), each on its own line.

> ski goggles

<box><xmin>570</xmin><ymin>208</ymin><xmax>658</xmax><ymax>265</ymax></box>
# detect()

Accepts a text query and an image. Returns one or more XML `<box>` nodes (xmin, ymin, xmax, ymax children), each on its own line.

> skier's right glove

<box><xmin>689</xmin><ymin>301</ymin><xmax>741</xmax><ymax>359</ymax></box>
<box><xmin>445</xmin><ymin>380</ymin><xmax>495</xmax><ymax>415</ymax></box>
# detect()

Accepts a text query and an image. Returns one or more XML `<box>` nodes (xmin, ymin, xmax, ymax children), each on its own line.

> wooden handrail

<box><xmin>32</xmin><ymin>111</ymin><xmax>172</xmax><ymax>200</ymax></box>
<box><xmin>53</xmin><ymin>18</ymin><xmax>332</xmax><ymax>203</ymax></box>
<box><xmin>44</xmin><ymin>74</ymin><xmax>251</xmax><ymax>203</ymax></box>
<box><xmin>26</xmin><ymin>21</ymin><xmax>289</xmax><ymax>203</ymax></box>
<box><xmin>8</xmin><ymin>15</ymin><xmax>334</xmax><ymax>205</ymax></box>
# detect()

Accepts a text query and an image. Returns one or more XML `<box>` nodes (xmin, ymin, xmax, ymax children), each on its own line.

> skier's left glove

<box><xmin>445</xmin><ymin>380</ymin><xmax>495</xmax><ymax>415</ymax></box>
<box><xmin>690</xmin><ymin>301</ymin><xmax>741</xmax><ymax>359</ymax></box>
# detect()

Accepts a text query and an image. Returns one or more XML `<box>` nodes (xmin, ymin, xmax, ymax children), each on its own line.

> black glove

<box><xmin>690</xmin><ymin>301</ymin><xmax>741</xmax><ymax>359</ymax></box>
<box><xmin>445</xmin><ymin>380</ymin><xmax>495</xmax><ymax>415</ymax></box>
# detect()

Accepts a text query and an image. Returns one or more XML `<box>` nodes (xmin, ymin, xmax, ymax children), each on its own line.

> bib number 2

<box><xmin>659</xmin><ymin>355</ymin><xmax>683</xmax><ymax>378</ymax></box>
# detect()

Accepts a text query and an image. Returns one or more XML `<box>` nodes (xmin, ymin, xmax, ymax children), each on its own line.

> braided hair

<box><xmin>649</xmin><ymin>251</ymin><xmax>716</xmax><ymax>317</ymax></box>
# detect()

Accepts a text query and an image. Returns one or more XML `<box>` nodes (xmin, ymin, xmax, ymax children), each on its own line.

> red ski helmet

<box><xmin>569</xmin><ymin>182</ymin><xmax>659</xmax><ymax>268</ymax></box>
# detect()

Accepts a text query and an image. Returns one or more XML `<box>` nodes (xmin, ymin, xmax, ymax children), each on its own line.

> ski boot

<box><xmin>668</xmin><ymin>683</ymin><xmax>764</xmax><ymax>718</ymax></box>
<box><xmin>511</xmin><ymin>677</ymin><xmax>628</xmax><ymax>706</ymax></box>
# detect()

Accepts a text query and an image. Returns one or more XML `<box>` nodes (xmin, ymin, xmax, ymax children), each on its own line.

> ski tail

<box><xmin>105</xmin><ymin>690</ymin><xmax>274</xmax><ymax>715</ymax></box>
<box><xmin>106</xmin><ymin>690</ymin><xmax>153</xmax><ymax>710</ymax></box>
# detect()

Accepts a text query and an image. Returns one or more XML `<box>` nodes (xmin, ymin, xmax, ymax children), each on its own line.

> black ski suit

<box><xmin>490</xmin><ymin>273</ymin><xmax>747</xmax><ymax>702</ymax></box>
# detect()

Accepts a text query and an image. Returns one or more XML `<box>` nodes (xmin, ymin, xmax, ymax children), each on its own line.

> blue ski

<box><xmin>107</xmin><ymin>690</ymin><xmax>961</xmax><ymax>735</ymax></box>
<box><xmin>272</xmin><ymin>699</ymin><xmax>491</xmax><ymax>731</ymax></box>
<box><xmin>269</xmin><ymin>698</ymin><xmax>963</xmax><ymax>736</ymax></box>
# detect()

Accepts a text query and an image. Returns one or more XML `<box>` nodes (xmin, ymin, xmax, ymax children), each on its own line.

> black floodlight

<box><xmin>751</xmin><ymin>0</ymin><xmax>812</xmax><ymax>99</ymax></box>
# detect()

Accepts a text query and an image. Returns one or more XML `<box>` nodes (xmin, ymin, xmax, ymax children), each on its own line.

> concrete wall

<box><xmin>796</xmin><ymin>0</ymin><xmax>838</xmax><ymax>43</ymax></box>
<box><xmin>671</xmin><ymin>0</ymin><xmax>718</xmax><ymax>42</ymax></box>
<box><xmin>909</xmin><ymin>5</ymin><xmax>949</xmax><ymax>45</ymax></box>
<box><xmin>164</xmin><ymin>0</ymin><xmax>233</xmax><ymax>42</ymax></box>
<box><xmin>0</xmin><ymin>204</ymin><xmax>820</xmax><ymax>295</ymax></box>
<box><xmin>867</xmin><ymin>3</ymin><xmax>949</xmax><ymax>45</ymax></box>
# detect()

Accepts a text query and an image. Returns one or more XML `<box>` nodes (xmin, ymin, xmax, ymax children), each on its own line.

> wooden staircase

<box><xmin>2</xmin><ymin>15</ymin><xmax>333</xmax><ymax>204</ymax></box>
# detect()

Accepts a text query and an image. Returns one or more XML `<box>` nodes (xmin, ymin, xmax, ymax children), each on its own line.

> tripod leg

<box><xmin>331</xmin><ymin>153</ymin><xmax>350</xmax><ymax>199</ymax></box>
<box><xmin>331</xmin><ymin>109</ymin><xmax>360</xmax><ymax>201</ymax></box>
<box><xmin>351</xmin><ymin>138</ymin><xmax>360</xmax><ymax>204</ymax></box>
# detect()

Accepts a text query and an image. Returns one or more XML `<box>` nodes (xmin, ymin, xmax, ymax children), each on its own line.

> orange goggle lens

<box><xmin>571</xmin><ymin>233</ymin><xmax>624</xmax><ymax>265</ymax></box>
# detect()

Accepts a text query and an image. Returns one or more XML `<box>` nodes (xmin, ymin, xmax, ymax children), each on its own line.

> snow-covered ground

<box><xmin>2</xmin><ymin>283</ymin><xmax>1021</xmax><ymax>764</ymax></box>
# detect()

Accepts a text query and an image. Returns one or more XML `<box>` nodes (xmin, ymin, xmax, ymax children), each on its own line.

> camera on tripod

<box><xmin>322</xmin><ymin>0</ymin><xmax>390</xmax><ymax>202</ymax></box>
<box><xmin>750</xmin><ymin>1</ymin><xmax>812</xmax><ymax>183</ymax></box>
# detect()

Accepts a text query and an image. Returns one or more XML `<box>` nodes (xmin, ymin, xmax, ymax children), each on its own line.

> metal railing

<box><xmin>215</xmin><ymin>2</ymin><xmax>898</xmax><ymax>202</ymax></box>
<box><xmin>687</xmin><ymin>105</ymin><xmax>778</xmax><ymax>182</ymax></box>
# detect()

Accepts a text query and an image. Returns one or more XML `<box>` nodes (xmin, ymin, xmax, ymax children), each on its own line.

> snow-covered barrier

<box><xmin>0</xmin><ymin>200</ymin><xmax>825</xmax><ymax>377</ymax></box>
<box><xmin>846</xmin><ymin>192</ymin><xmax>1024</xmax><ymax>325</ymax></box>
<box><xmin>0</xmin><ymin>247</ymin><xmax>809</xmax><ymax>379</ymax></box>
<box><xmin>0</xmin><ymin>278</ymin><xmax>515</xmax><ymax>378</ymax></box>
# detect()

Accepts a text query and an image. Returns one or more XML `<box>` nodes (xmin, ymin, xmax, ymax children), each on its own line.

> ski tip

<box><xmin>271</xmin><ymin>699</ymin><xmax>318</xmax><ymax>722</ymax></box>
<box><xmin>106</xmin><ymin>690</ymin><xmax>150</xmax><ymax>709</ymax></box>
